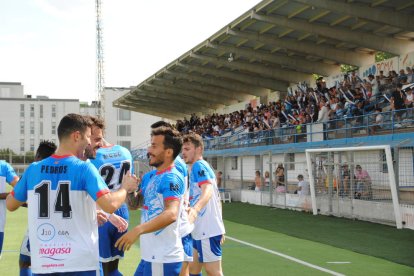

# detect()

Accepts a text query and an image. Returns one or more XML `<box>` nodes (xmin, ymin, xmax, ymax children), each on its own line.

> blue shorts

<box><xmin>193</xmin><ymin>235</ymin><xmax>223</xmax><ymax>263</ymax></box>
<box><xmin>20</xmin><ymin>230</ymin><xmax>31</xmax><ymax>263</ymax></box>
<box><xmin>0</xmin><ymin>232</ymin><xmax>3</xmax><ymax>255</ymax></box>
<box><xmin>182</xmin><ymin>234</ymin><xmax>193</xmax><ymax>262</ymax></box>
<box><xmin>33</xmin><ymin>270</ymin><xmax>98</xmax><ymax>276</ymax></box>
<box><xmin>99</xmin><ymin>203</ymin><xmax>129</xmax><ymax>262</ymax></box>
<box><xmin>134</xmin><ymin>260</ymin><xmax>182</xmax><ymax>276</ymax></box>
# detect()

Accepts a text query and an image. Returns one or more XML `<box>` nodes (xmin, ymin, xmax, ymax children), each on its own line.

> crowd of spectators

<box><xmin>175</xmin><ymin>67</ymin><xmax>414</xmax><ymax>138</ymax></box>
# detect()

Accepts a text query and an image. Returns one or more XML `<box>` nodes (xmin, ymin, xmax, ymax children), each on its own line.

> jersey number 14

<box><xmin>34</xmin><ymin>181</ymin><xmax>72</xmax><ymax>219</ymax></box>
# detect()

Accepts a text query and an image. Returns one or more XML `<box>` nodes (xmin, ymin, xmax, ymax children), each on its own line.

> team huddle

<box><xmin>3</xmin><ymin>114</ymin><xmax>225</xmax><ymax>276</ymax></box>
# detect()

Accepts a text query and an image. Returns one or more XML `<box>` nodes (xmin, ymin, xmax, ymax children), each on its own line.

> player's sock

<box><xmin>109</xmin><ymin>269</ymin><xmax>122</xmax><ymax>276</ymax></box>
<box><xmin>190</xmin><ymin>274</ymin><xmax>202</xmax><ymax>276</ymax></box>
<box><xmin>19</xmin><ymin>268</ymin><xmax>32</xmax><ymax>276</ymax></box>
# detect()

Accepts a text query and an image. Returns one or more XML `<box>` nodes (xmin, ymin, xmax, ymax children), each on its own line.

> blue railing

<box><xmin>203</xmin><ymin>107</ymin><xmax>414</xmax><ymax>151</ymax></box>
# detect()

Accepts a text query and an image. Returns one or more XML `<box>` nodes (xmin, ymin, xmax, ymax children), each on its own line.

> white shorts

<box><xmin>193</xmin><ymin>235</ymin><xmax>223</xmax><ymax>263</ymax></box>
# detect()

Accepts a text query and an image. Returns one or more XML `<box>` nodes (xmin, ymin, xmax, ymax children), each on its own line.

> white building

<box><xmin>0</xmin><ymin>82</ymin><xmax>79</xmax><ymax>153</ymax></box>
<box><xmin>0</xmin><ymin>82</ymin><xmax>162</xmax><ymax>154</ymax></box>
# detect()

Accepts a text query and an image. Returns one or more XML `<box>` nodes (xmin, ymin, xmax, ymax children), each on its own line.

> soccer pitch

<box><xmin>1</xmin><ymin>203</ymin><xmax>414</xmax><ymax>275</ymax></box>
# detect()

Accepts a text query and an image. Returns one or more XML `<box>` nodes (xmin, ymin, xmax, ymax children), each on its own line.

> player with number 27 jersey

<box><xmin>11</xmin><ymin>154</ymin><xmax>109</xmax><ymax>274</ymax></box>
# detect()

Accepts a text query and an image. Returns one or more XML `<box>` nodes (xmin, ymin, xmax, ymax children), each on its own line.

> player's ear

<box><xmin>72</xmin><ymin>130</ymin><xmax>80</xmax><ymax>142</ymax></box>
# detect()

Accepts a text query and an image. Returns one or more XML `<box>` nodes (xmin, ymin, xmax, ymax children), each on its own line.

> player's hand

<box><xmin>122</xmin><ymin>171</ymin><xmax>138</xmax><ymax>193</ymax></box>
<box><xmin>187</xmin><ymin>207</ymin><xmax>198</xmax><ymax>224</ymax></box>
<box><xmin>97</xmin><ymin>210</ymin><xmax>108</xmax><ymax>226</ymax></box>
<box><xmin>220</xmin><ymin>235</ymin><xmax>226</xmax><ymax>245</ymax></box>
<box><xmin>126</xmin><ymin>191</ymin><xmax>143</xmax><ymax>210</ymax></box>
<box><xmin>115</xmin><ymin>227</ymin><xmax>140</xmax><ymax>251</ymax></box>
<box><xmin>108</xmin><ymin>213</ymin><xmax>128</xmax><ymax>232</ymax></box>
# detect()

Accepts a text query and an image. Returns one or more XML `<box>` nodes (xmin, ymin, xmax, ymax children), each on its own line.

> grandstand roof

<box><xmin>114</xmin><ymin>0</ymin><xmax>414</xmax><ymax>119</ymax></box>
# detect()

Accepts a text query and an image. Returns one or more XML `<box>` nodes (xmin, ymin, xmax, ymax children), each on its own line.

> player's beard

<box><xmin>149</xmin><ymin>155</ymin><xmax>163</xmax><ymax>168</ymax></box>
<box><xmin>84</xmin><ymin>146</ymin><xmax>96</xmax><ymax>160</ymax></box>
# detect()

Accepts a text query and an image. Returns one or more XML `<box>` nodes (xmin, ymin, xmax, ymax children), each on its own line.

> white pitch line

<box><xmin>227</xmin><ymin>236</ymin><xmax>346</xmax><ymax>276</ymax></box>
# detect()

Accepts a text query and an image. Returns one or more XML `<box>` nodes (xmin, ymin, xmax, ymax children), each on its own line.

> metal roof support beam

<box><xmin>190</xmin><ymin>53</ymin><xmax>313</xmax><ymax>84</ymax></box>
<box><xmin>128</xmin><ymin>89</ymin><xmax>221</xmax><ymax>109</ymax></box>
<box><xmin>177</xmin><ymin>63</ymin><xmax>288</xmax><ymax>92</ymax></box>
<box><xmin>227</xmin><ymin>29</ymin><xmax>374</xmax><ymax>67</ymax></box>
<box><xmin>113</xmin><ymin>103</ymin><xmax>186</xmax><ymax>119</ymax></box>
<box><xmin>207</xmin><ymin>42</ymin><xmax>339</xmax><ymax>76</ymax></box>
<box><xmin>251</xmin><ymin>12</ymin><xmax>414</xmax><ymax>55</ymax></box>
<box><xmin>126</xmin><ymin>94</ymin><xmax>216</xmax><ymax>113</ymax></box>
<box><xmin>121</xmin><ymin>99</ymin><xmax>199</xmax><ymax>117</ymax></box>
<box><xmin>153</xmin><ymin>77</ymin><xmax>250</xmax><ymax>100</ymax></box>
<box><xmin>294</xmin><ymin>0</ymin><xmax>414</xmax><ymax>31</ymax></box>
<box><xmin>163</xmin><ymin>70</ymin><xmax>263</xmax><ymax>99</ymax></box>
<box><xmin>145</xmin><ymin>83</ymin><xmax>238</xmax><ymax>105</ymax></box>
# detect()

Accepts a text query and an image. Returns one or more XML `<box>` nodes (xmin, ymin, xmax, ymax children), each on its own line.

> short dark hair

<box><xmin>57</xmin><ymin>113</ymin><xmax>92</xmax><ymax>141</ymax></box>
<box><xmin>85</xmin><ymin>115</ymin><xmax>105</xmax><ymax>130</ymax></box>
<box><xmin>297</xmin><ymin>174</ymin><xmax>304</xmax><ymax>180</ymax></box>
<box><xmin>151</xmin><ymin>126</ymin><xmax>182</xmax><ymax>159</ymax></box>
<box><xmin>151</xmin><ymin>120</ymin><xmax>173</xmax><ymax>129</ymax></box>
<box><xmin>182</xmin><ymin>133</ymin><xmax>204</xmax><ymax>152</ymax></box>
<box><xmin>35</xmin><ymin>140</ymin><xmax>57</xmax><ymax>161</ymax></box>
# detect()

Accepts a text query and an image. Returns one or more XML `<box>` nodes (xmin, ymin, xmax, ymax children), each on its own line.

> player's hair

<box><xmin>151</xmin><ymin>120</ymin><xmax>173</xmax><ymax>129</ymax></box>
<box><xmin>35</xmin><ymin>140</ymin><xmax>57</xmax><ymax>161</ymax></box>
<box><xmin>151</xmin><ymin>126</ymin><xmax>182</xmax><ymax>159</ymax></box>
<box><xmin>182</xmin><ymin>133</ymin><xmax>204</xmax><ymax>152</ymax></box>
<box><xmin>84</xmin><ymin>115</ymin><xmax>105</xmax><ymax>130</ymax></box>
<box><xmin>57</xmin><ymin>113</ymin><xmax>92</xmax><ymax>141</ymax></box>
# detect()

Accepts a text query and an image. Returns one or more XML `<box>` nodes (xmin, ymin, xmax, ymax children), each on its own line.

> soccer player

<box><xmin>150</xmin><ymin>121</ymin><xmax>193</xmax><ymax>276</ymax></box>
<box><xmin>182</xmin><ymin>133</ymin><xmax>225</xmax><ymax>276</ymax></box>
<box><xmin>86</xmin><ymin>116</ymin><xmax>133</xmax><ymax>276</ymax></box>
<box><xmin>19</xmin><ymin>140</ymin><xmax>57</xmax><ymax>276</ymax></box>
<box><xmin>115</xmin><ymin>126</ymin><xmax>185</xmax><ymax>276</ymax></box>
<box><xmin>0</xmin><ymin>159</ymin><xmax>19</xmax><ymax>258</ymax></box>
<box><xmin>6</xmin><ymin>113</ymin><xmax>138</xmax><ymax>275</ymax></box>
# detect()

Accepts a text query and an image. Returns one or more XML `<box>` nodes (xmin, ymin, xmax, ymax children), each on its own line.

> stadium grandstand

<box><xmin>113</xmin><ymin>0</ymin><xmax>414</xmax><ymax>230</ymax></box>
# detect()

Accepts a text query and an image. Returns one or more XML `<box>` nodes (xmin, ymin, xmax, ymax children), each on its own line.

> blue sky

<box><xmin>0</xmin><ymin>0</ymin><xmax>259</xmax><ymax>103</ymax></box>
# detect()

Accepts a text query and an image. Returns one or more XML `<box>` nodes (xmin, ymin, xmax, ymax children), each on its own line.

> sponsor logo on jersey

<box><xmin>37</xmin><ymin>223</ymin><xmax>56</xmax><ymax>242</ymax></box>
<box><xmin>170</xmin><ymin>182</ymin><xmax>179</xmax><ymax>191</ymax></box>
<box><xmin>198</xmin><ymin>170</ymin><xmax>205</xmax><ymax>177</ymax></box>
<box><xmin>39</xmin><ymin>246</ymin><xmax>71</xmax><ymax>259</ymax></box>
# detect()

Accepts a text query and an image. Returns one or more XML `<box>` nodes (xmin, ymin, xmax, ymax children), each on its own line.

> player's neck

<box><xmin>156</xmin><ymin>160</ymin><xmax>174</xmax><ymax>172</ymax></box>
<box><xmin>54</xmin><ymin>144</ymin><xmax>76</xmax><ymax>157</ymax></box>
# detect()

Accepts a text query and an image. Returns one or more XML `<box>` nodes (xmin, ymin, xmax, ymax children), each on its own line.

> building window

<box><xmin>287</xmin><ymin>153</ymin><xmax>295</xmax><ymax>170</ymax></box>
<box><xmin>231</xmin><ymin>156</ymin><xmax>238</xmax><ymax>170</ymax></box>
<box><xmin>39</xmin><ymin>122</ymin><xmax>43</xmax><ymax>135</ymax></box>
<box><xmin>52</xmin><ymin>104</ymin><xmax>56</xmax><ymax>117</ymax></box>
<box><xmin>118</xmin><ymin>109</ymin><xmax>131</xmax><ymax>120</ymax></box>
<box><xmin>20</xmin><ymin>104</ymin><xmax>25</xmax><ymax>117</ymax></box>
<box><xmin>211</xmin><ymin>157</ymin><xmax>218</xmax><ymax>170</ymax></box>
<box><xmin>117</xmin><ymin>125</ymin><xmax>131</xmax><ymax>136</ymax></box>
<box><xmin>39</xmin><ymin>104</ymin><xmax>43</xmax><ymax>118</ymax></box>
<box><xmin>20</xmin><ymin>139</ymin><xmax>25</xmax><ymax>152</ymax></box>
<box><xmin>30</xmin><ymin>104</ymin><xmax>35</xmax><ymax>117</ymax></box>
<box><xmin>30</xmin><ymin>121</ymin><xmax>35</xmax><ymax>135</ymax></box>
<box><xmin>117</xmin><ymin>141</ymin><xmax>131</xmax><ymax>150</ymax></box>
<box><xmin>51</xmin><ymin>121</ymin><xmax>56</xmax><ymax>135</ymax></box>
<box><xmin>20</xmin><ymin>121</ymin><xmax>25</xmax><ymax>135</ymax></box>
<box><xmin>30</xmin><ymin>139</ymin><xmax>35</xmax><ymax>151</ymax></box>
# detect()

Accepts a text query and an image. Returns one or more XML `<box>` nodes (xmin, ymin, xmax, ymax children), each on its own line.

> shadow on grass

<box><xmin>223</xmin><ymin>202</ymin><xmax>414</xmax><ymax>267</ymax></box>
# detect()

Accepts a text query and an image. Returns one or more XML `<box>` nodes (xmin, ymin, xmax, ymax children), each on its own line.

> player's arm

<box><xmin>0</xmin><ymin>176</ymin><xmax>19</xmax><ymax>200</ymax></box>
<box><xmin>96</xmin><ymin>171</ymin><xmax>138</xmax><ymax>214</ymax></box>
<box><xmin>6</xmin><ymin>192</ymin><xmax>25</xmax><ymax>211</ymax></box>
<box><xmin>188</xmin><ymin>181</ymin><xmax>213</xmax><ymax>224</ymax></box>
<box><xmin>115</xmin><ymin>199</ymin><xmax>180</xmax><ymax>251</ymax></box>
<box><xmin>126</xmin><ymin>191</ymin><xmax>144</xmax><ymax>210</ymax></box>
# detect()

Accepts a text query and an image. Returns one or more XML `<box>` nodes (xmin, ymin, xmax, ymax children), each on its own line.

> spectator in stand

<box><xmin>391</xmin><ymin>83</ymin><xmax>406</xmax><ymax>122</ymax></box>
<box><xmin>296</xmin><ymin>174</ymin><xmax>309</xmax><ymax>196</ymax></box>
<box><xmin>370</xmin><ymin>108</ymin><xmax>384</xmax><ymax>134</ymax></box>
<box><xmin>254</xmin><ymin>170</ymin><xmax>262</xmax><ymax>192</ymax></box>
<box><xmin>275</xmin><ymin>164</ymin><xmax>286</xmax><ymax>193</ymax></box>
<box><xmin>406</xmin><ymin>67</ymin><xmax>414</xmax><ymax>83</ymax></box>
<box><xmin>354</xmin><ymin>165</ymin><xmax>372</xmax><ymax>200</ymax></box>
<box><xmin>216</xmin><ymin>171</ymin><xmax>223</xmax><ymax>189</ymax></box>
<box><xmin>264</xmin><ymin>171</ymin><xmax>270</xmax><ymax>190</ymax></box>
<box><xmin>339</xmin><ymin>163</ymin><xmax>351</xmax><ymax>197</ymax></box>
